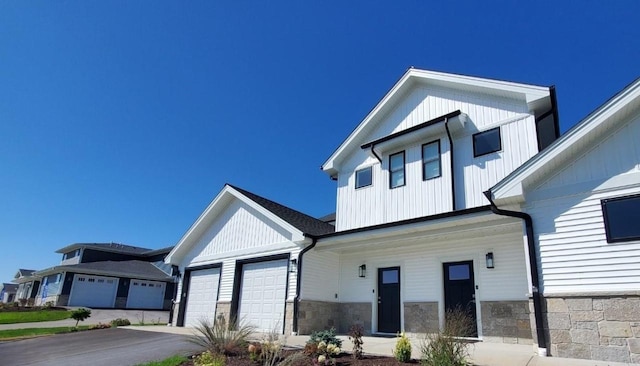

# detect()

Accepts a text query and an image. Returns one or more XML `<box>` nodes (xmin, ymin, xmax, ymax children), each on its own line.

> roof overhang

<box><xmin>35</xmin><ymin>265</ymin><xmax>171</xmax><ymax>282</ymax></box>
<box><xmin>165</xmin><ymin>185</ymin><xmax>306</xmax><ymax>266</ymax></box>
<box><xmin>315</xmin><ymin>206</ymin><xmax>519</xmax><ymax>253</ymax></box>
<box><xmin>489</xmin><ymin>78</ymin><xmax>640</xmax><ymax>205</ymax></box>
<box><xmin>322</xmin><ymin>68</ymin><xmax>551</xmax><ymax>177</ymax></box>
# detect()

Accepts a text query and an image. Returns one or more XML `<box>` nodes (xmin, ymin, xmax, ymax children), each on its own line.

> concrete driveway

<box><xmin>0</xmin><ymin>327</ymin><xmax>200</xmax><ymax>366</ymax></box>
<box><xmin>0</xmin><ymin>309</ymin><xmax>169</xmax><ymax>330</ymax></box>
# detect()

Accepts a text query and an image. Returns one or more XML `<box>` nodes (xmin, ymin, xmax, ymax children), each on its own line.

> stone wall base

<box><xmin>404</xmin><ymin>302</ymin><xmax>439</xmax><ymax>333</ymax></box>
<box><xmin>481</xmin><ymin>301</ymin><xmax>532</xmax><ymax>345</ymax></box>
<box><xmin>114</xmin><ymin>296</ymin><xmax>127</xmax><ymax>308</ymax></box>
<box><xmin>297</xmin><ymin>300</ymin><xmax>373</xmax><ymax>335</ymax></box>
<box><xmin>537</xmin><ymin>295</ymin><xmax>640</xmax><ymax>363</ymax></box>
<box><xmin>215</xmin><ymin>301</ymin><xmax>232</xmax><ymax>327</ymax></box>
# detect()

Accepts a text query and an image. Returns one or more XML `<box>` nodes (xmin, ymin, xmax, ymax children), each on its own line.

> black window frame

<box><xmin>422</xmin><ymin>140</ymin><xmax>441</xmax><ymax>180</ymax></box>
<box><xmin>355</xmin><ymin>166</ymin><xmax>373</xmax><ymax>189</ymax></box>
<box><xmin>601</xmin><ymin>194</ymin><xmax>640</xmax><ymax>243</ymax></box>
<box><xmin>389</xmin><ymin>151</ymin><xmax>406</xmax><ymax>189</ymax></box>
<box><xmin>473</xmin><ymin>127</ymin><xmax>502</xmax><ymax>157</ymax></box>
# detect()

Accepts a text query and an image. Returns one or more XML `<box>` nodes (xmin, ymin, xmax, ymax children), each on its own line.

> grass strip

<box><xmin>0</xmin><ymin>326</ymin><xmax>91</xmax><ymax>340</ymax></box>
<box><xmin>0</xmin><ymin>310</ymin><xmax>72</xmax><ymax>324</ymax></box>
<box><xmin>134</xmin><ymin>354</ymin><xmax>189</xmax><ymax>366</ymax></box>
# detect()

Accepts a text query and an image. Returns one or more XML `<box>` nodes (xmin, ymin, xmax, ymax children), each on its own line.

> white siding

<box><xmin>335</xmin><ymin>84</ymin><xmax>538</xmax><ymax>231</ymax></box>
<box><xmin>525</xmin><ymin>113</ymin><xmax>640</xmax><ymax>294</ymax></box>
<box><xmin>300</xmin><ymin>250</ymin><xmax>340</xmax><ymax>302</ymax></box>
<box><xmin>337</xmin><ymin>227</ymin><xmax>528</xmax><ymax>303</ymax></box>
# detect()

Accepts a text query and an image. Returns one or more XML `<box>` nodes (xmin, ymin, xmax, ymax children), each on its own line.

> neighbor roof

<box><xmin>55</xmin><ymin>242</ymin><xmax>172</xmax><ymax>257</ymax></box>
<box><xmin>1</xmin><ymin>283</ymin><xmax>18</xmax><ymax>292</ymax></box>
<box><xmin>35</xmin><ymin>261</ymin><xmax>172</xmax><ymax>281</ymax></box>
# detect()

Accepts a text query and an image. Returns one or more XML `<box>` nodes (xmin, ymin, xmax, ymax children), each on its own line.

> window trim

<box><xmin>601</xmin><ymin>193</ymin><xmax>640</xmax><ymax>243</ymax></box>
<box><xmin>355</xmin><ymin>166</ymin><xmax>373</xmax><ymax>189</ymax></box>
<box><xmin>472</xmin><ymin>127</ymin><xmax>502</xmax><ymax>158</ymax></box>
<box><xmin>389</xmin><ymin>151</ymin><xmax>406</xmax><ymax>189</ymax></box>
<box><xmin>422</xmin><ymin>140</ymin><xmax>441</xmax><ymax>181</ymax></box>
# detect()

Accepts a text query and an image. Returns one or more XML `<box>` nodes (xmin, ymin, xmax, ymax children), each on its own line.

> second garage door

<box><xmin>184</xmin><ymin>268</ymin><xmax>220</xmax><ymax>327</ymax></box>
<box><xmin>238</xmin><ymin>259</ymin><xmax>288</xmax><ymax>333</ymax></box>
<box><xmin>68</xmin><ymin>274</ymin><xmax>118</xmax><ymax>308</ymax></box>
<box><xmin>126</xmin><ymin>280</ymin><xmax>166</xmax><ymax>309</ymax></box>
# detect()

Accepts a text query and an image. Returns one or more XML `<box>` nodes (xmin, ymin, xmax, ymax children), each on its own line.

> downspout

<box><xmin>483</xmin><ymin>191</ymin><xmax>547</xmax><ymax>357</ymax></box>
<box><xmin>292</xmin><ymin>236</ymin><xmax>318</xmax><ymax>335</ymax></box>
<box><xmin>369</xmin><ymin>146</ymin><xmax>382</xmax><ymax>163</ymax></box>
<box><xmin>168</xmin><ymin>265</ymin><xmax>181</xmax><ymax>326</ymax></box>
<box><xmin>444</xmin><ymin>118</ymin><xmax>456</xmax><ymax>210</ymax></box>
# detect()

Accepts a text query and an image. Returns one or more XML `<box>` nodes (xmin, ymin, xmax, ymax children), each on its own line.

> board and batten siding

<box><xmin>300</xmin><ymin>250</ymin><xmax>340</xmax><ymax>302</ymax></box>
<box><xmin>336</xmin><ymin>227</ymin><xmax>528</xmax><ymax>303</ymax></box>
<box><xmin>525</xmin><ymin>112</ymin><xmax>640</xmax><ymax>294</ymax></box>
<box><xmin>335</xmin><ymin>84</ymin><xmax>539</xmax><ymax>231</ymax></box>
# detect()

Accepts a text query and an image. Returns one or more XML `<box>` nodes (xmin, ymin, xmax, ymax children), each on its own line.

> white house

<box><xmin>166</xmin><ymin>68</ymin><xmax>640</xmax><ymax>363</ymax></box>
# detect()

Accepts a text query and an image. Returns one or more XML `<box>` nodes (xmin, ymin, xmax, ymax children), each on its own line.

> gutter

<box><xmin>292</xmin><ymin>236</ymin><xmax>318</xmax><ymax>334</ymax></box>
<box><xmin>444</xmin><ymin>118</ymin><xmax>456</xmax><ymax>210</ymax></box>
<box><xmin>482</xmin><ymin>191</ymin><xmax>547</xmax><ymax>357</ymax></box>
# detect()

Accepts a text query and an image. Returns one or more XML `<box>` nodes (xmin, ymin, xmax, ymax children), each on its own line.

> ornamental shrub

<box><xmin>308</xmin><ymin>328</ymin><xmax>342</xmax><ymax>348</ymax></box>
<box><xmin>193</xmin><ymin>351</ymin><xmax>226</xmax><ymax>366</ymax></box>
<box><xmin>348</xmin><ymin>324</ymin><xmax>364</xmax><ymax>359</ymax></box>
<box><xmin>110</xmin><ymin>318</ymin><xmax>131</xmax><ymax>327</ymax></box>
<box><xmin>394</xmin><ymin>332</ymin><xmax>412</xmax><ymax>362</ymax></box>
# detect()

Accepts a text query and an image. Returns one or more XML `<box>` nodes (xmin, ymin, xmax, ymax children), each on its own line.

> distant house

<box><xmin>13</xmin><ymin>269</ymin><xmax>40</xmax><ymax>305</ymax></box>
<box><xmin>165</xmin><ymin>69</ymin><xmax>640</xmax><ymax>363</ymax></box>
<box><xmin>0</xmin><ymin>283</ymin><xmax>18</xmax><ymax>303</ymax></box>
<box><xmin>25</xmin><ymin>243</ymin><xmax>174</xmax><ymax>310</ymax></box>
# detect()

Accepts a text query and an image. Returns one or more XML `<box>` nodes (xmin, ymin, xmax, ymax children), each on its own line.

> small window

<box><xmin>88</xmin><ymin>278</ymin><xmax>95</xmax><ymax>283</ymax></box>
<box><xmin>355</xmin><ymin>167</ymin><xmax>372</xmax><ymax>189</ymax></box>
<box><xmin>473</xmin><ymin>127</ymin><xmax>502</xmax><ymax>157</ymax></box>
<box><xmin>602</xmin><ymin>194</ymin><xmax>640</xmax><ymax>243</ymax></box>
<box><xmin>422</xmin><ymin>140</ymin><xmax>441</xmax><ymax>180</ymax></box>
<box><xmin>97</xmin><ymin>279</ymin><xmax>104</xmax><ymax>283</ymax></box>
<box><xmin>389</xmin><ymin>151</ymin><xmax>405</xmax><ymax>188</ymax></box>
<box><xmin>78</xmin><ymin>277</ymin><xmax>85</xmax><ymax>282</ymax></box>
<box><xmin>382</xmin><ymin>269</ymin><xmax>399</xmax><ymax>284</ymax></box>
<box><xmin>448</xmin><ymin>264</ymin><xmax>470</xmax><ymax>280</ymax></box>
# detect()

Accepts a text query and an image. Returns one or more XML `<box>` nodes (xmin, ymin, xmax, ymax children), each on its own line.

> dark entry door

<box><xmin>377</xmin><ymin>267</ymin><xmax>401</xmax><ymax>333</ymax></box>
<box><xmin>443</xmin><ymin>261</ymin><xmax>477</xmax><ymax>337</ymax></box>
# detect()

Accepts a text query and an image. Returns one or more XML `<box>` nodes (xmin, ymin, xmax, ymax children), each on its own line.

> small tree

<box><xmin>348</xmin><ymin>324</ymin><xmax>364</xmax><ymax>359</ymax></box>
<box><xmin>71</xmin><ymin>308</ymin><xmax>91</xmax><ymax>328</ymax></box>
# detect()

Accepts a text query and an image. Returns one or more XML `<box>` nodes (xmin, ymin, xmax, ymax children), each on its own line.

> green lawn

<box><xmin>0</xmin><ymin>310</ymin><xmax>72</xmax><ymax>324</ymax></box>
<box><xmin>134</xmin><ymin>355</ymin><xmax>188</xmax><ymax>366</ymax></box>
<box><xmin>0</xmin><ymin>326</ymin><xmax>91</xmax><ymax>340</ymax></box>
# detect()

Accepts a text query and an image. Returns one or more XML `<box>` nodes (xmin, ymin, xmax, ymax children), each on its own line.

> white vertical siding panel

<box><xmin>301</xmin><ymin>250</ymin><xmax>340</xmax><ymax>302</ymax></box>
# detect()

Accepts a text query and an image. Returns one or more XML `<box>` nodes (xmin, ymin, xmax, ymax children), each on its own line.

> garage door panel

<box><xmin>238</xmin><ymin>259</ymin><xmax>288</xmax><ymax>333</ymax></box>
<box><xmin>126</xmin><ymin>280</ymin><xmax>166</xmax><ymax>309</ymax></box>
<box><xmin>68</xmin><ymin>275</ymin><xmax>118</xmax><ymax>308</ymax></box>
<box><xmin>184</xmin><ymin>268</ymin><xmax>220</xmax><ymax>328</ymax></box>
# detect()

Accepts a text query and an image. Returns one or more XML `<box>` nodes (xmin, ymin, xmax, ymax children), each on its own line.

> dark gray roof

<box><xmin>17</xmin><ymin>269</ymin><xmax>36</xmax><ymax>277</ymax></box>
<box><xmin>318</xmin><ymin>213</ymin><xmax>336</xmax><ymax>223</ymax></box>
<box><xmin>56</xmin><ymin>242</ymin><xmax>151</xmax><ymax>255</ymax></box>
<box><xmin>142</xmin><ymin>246</ymin><xmax>174</xmax><ymax>257</ymax></box>
<box><xmin>2</xmin><ymin>283</ymin><xmax>18</xmax><ymax>292</ymax></box>
<box><xmin>228</xmin><ymin>184</ymin><xmax>335</xmax><ymax>237</ymax></box>
<box><xmin>40</xmin><ymin>261</ymin><xmax>172</xmax><ymax>281</ymax></box>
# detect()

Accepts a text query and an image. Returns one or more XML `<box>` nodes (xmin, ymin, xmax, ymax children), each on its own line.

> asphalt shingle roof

<box><xmin>63</xmin><ymin>261</ymin><xmax>171</xmax><ymax>280</ymax></box>
<box><xmin>228</xmin><ymin>184</ymin><xmax>335</xmax><ymax>237</ymax></box>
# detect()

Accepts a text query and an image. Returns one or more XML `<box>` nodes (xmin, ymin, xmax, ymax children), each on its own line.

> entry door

<box><xmin>443</xmin><ymin>261</ymin><xmax>477</xmax><ymax>337</ymax></box>
<box><xmin>377</xmin><ymin>267</ymin><xmax>401</xmax><ymax>333</ymax></box>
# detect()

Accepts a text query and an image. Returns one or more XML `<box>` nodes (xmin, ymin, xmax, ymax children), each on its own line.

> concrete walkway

<box><xmin>0</xmin><ymin>309</ymin><xmax>169</xmax><ymax>330</ymax></box>
<box><xmin>125</xmin><ymin>326</ymin><xmax>635</xmax><ymax>366</ymax></box>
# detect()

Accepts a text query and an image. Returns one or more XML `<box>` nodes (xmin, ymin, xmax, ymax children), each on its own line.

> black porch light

<box><xmin>358</xmin><ymin>264</ymin><xmax>367</xmax><ymax>278</ymax></box>
<box><xmin>486</xmin><ymin>252</ymin><xmax>495</xmax><ymax>269</ymax></box>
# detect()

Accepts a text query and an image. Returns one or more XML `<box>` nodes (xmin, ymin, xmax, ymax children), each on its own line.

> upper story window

<box><xmin>473</xmin><ymin>127</ymin><xmax>502</xmax><ymax>157</ymax></box>
<box><xmin>602</xmin><ymin>194</ymin><xmax>640</xmax><ymax>243</ymax></box>
<box><xmin>355</xmin><ymin>166</ymin><xmax>373</xmax><ymax>189</ymax></box>
<box><xmin>389</xmin><ymin>151</ymin><xmax>405</xmax><ymax>189</ymax></box>
<box><xmin>422</xmin><ymin>140</ymin><xmax>441</xmax><ymax>180</ymax></box>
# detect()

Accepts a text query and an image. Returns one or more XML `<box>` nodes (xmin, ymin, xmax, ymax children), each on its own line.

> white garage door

<box><xmin>184</xmin><ymin>268</ymin><xmax>220</xmax><ymax>327</ymax></box>
<box><xmin>126</xmin><ymin>280</ymin><xmax>166</xmax><ymax>309</ymax></box>
<box><xmin>238</xmin><ymin>259</ymin><xmax>288</xmax><ymax>333</ymax></box>
<box><xmin>68</xmin><ymin>274</ymin><xmax>118</xmax><ymax>308</ymax></box>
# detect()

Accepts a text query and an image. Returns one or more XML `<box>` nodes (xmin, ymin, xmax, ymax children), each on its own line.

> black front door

<box><xmin>443</xmin><ymin>261</ymin><xmax>477</xmax><ymax>337</ymax></box>
<box><xmin>377</xmin><ymin>267</ymin><xmax>401</xmax><ymax>333</ymax></box>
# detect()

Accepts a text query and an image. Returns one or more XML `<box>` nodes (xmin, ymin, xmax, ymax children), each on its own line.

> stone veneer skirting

<box><xmin>536</xmin><ymin>295</ymin><xmax>640</xmax><ymax>363</ymax></box>
<box><xmin>404</xmin><ymin>302</ymin><xmax>439</xmax><ymax>333</ymax></box>
<box><xmin>297</xmin><ymin>300</ymin><xmax>372</xmax><ymax>334</ymax></box>
<box><xmin>481</xmin><ymin>301</ymin><xmax>532</xmax><ymax>344</ymax></box>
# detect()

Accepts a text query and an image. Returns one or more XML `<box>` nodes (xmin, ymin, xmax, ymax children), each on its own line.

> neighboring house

<box><xmin>165</xmin><ymin>68</ymin><xmax>639</xmax><ymax>363</ymax></box>
<box><xmin>0</xmin><ymin>283</ymin><xmax>18</xmax><ymax>303</ymax></box>
<box><xmin>29</xmin><ymin>243</ymin><xmax>174</xmax><ymax>310</ymax></box>
<box><xmin>486</xmin><ymin>78</ymin><xmax>640</xmax><ymax>362</ymax></box>
<box><xmin>13</xmin><ymin>269</ymin><xmax>40</xmax><ymax>305</ymax></box>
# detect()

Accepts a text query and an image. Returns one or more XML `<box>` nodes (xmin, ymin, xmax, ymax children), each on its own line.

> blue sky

<box><xmin>1</xmin><ymin>1</ymin><xmax>638</xmax><ymax>284</ymax></box>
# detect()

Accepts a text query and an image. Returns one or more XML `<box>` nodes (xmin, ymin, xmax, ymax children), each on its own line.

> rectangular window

<box><xmin>355</xmin><ymin>166</ymin><xmax>372</xmax><ymax>189</ymax></box>
<box><xmin>473</xmin><ymin>127</ymin><xmax>502</xmax><ymax>157</ymax></box>
<box><xmin>602</xmin><ymin>194</ymin><xmax>640</xmax><ymax>243</ymax></box>
<box><xmin>389</xmin><ymin>151</ymin><xmax>405</xmax><ymax>188</ymax></box>
<box><xmin>422</xmin><ymin>140</ymin><xmax>441</xmax><ymax>180</ymax></box>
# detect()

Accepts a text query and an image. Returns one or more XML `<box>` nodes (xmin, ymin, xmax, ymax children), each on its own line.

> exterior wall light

<box><xmin>289</xmin><ymin>258</ymin><xmax>298</xmax><ymax>273</ymax></box>
<box><xmin>359</xmin><ymin>264</ymin><xmax>367</xmax><ymax>278</ymax></box>
<box><xmin>486</xmin><ymin>252</ymin><xmax>495</xmax><ymax>269</ymax></box>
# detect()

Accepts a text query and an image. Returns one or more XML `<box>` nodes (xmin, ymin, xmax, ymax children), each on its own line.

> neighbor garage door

<box><xmin>68</xmin><ymin>274</ymin><xmax>118</xmax><ymax>308</ymax></box>
<box><xmin>238</xmin><ymin>259</ymin><xmax>288</xmax><ymax>333</ymax></box>
<box><xmin>184</xmin><ymin>268</ymin><xmax>220</xmax><ymax>327</ymax></box>
<box><xmin>126</xmin><ymin>280</ymin><xmax>166</xmax><ymax>309</ymax></box>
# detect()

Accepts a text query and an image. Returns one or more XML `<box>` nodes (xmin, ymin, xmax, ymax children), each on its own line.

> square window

<box><xmin>422</xmin><ymin>140</ymin><xmax>441</xmax><ymax>180</ymax></box>
<box><xmin>473</xmin><ymin>127</ymin><xmax>502</xmax><ymax>157</ymax></box>
<box><xmin>355</xmin><ymin>166</ymin><xmax>372</xmax><ymax>189</ymax></box>
<box><xmin>389</xmin><ymin>151</ymin><xmax>405</xmax><ymax>189</ymax></box>
<box><xmin>602</xmin><ymin>194</ymin><xmax>640</xmax><ymax>243</ymax></box>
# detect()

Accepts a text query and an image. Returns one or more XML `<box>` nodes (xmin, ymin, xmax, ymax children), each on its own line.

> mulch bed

<box><xmin>180</xmin><ymin>349</ymin><xmax>418</xmax><ymax>366</ymax></box>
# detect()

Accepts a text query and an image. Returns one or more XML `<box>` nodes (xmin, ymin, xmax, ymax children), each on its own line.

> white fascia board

<box><xmin>165</xmin><ymin>186</ymin><xmax>305</xmax><ymax>265</ymax></box>
<box><xmin>491</xmin><ymin>79</ymin><xmax>640</xmax><ymax>201</ymax></box>
<box><xmin>321</xmin><ymin>68</ymin><xmax>549</xmax><ymax>176</ymax></box>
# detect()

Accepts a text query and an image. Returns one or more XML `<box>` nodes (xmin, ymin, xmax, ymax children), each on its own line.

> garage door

<box><xmin>238</xmin><ymin>259</ymin><xmax>288</xmax><ymax>333</ymax></box>
<box><xmin>68</xmin><ymin>274</ymin><xmax>118</xmax><ymax>308</ymax></box>
<box><xmin>126</xmin><ymin>280</ymin><xmax>166</xmax><ymax>309</ymax></box>
<box><xmin>184</xmin><ymin>268</ymin><xmax>220</xmax><ymax>327</ymax></box>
